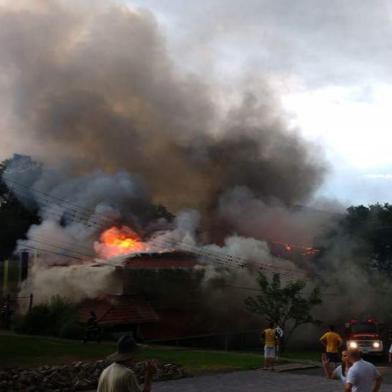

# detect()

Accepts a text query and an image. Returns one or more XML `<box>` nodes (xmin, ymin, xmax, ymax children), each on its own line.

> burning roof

<box><xmin>122</xmin><ymin>251</ymin><xmax>199</xmax><ymax>270</ymax></box>
<box><xmin>94</xmin><ymin>226</ymin><xmax>146</xmax><ymax>259</ymax></box>
<box><xmin>92</xmin><ymin>225</ymin><xmax>201</xmax><ymax>270</ymax></box>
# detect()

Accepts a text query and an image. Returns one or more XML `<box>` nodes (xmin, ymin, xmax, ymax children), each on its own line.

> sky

<box><xmin>128</xmin><ymin>0</ymin><xmax>392</xmax><ymax>205</ymax></box>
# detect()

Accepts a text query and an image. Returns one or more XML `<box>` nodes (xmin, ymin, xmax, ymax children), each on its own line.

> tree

<box><xmin>315</xmin><ymin>203</ymin><xmax>392</xmax><ymax>276</ymax></box>
<box><xmin>0</xmin><ymin>158</ymin><xmax>40</xmax><ymax>259</ymax></box>
<box><xmin>244</xmin><ymin>271</ymin><xmax>322</xmax><ymax>343</ymax></box>
<box><xmin>14</xmin><ymin>295</ymin><xmax>83</xmax><ymax>338</ymax></box>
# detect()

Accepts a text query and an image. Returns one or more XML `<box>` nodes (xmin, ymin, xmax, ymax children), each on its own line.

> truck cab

<box><xmin>344</xmin><ymin>319</ymin><xmax>384</xmax><ymax>356</ymax></box>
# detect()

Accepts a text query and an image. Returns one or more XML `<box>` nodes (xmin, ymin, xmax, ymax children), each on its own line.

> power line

<box><xmin>149</xmin><ymin>235</ymin><xmax>306</xmax><ymax>278</ymax></box>
<box><xmin>21</xmin><ymin>246</ymin><xmax>85</xmax><ymax>261</ymax></box>
<box><xmin>22</xmin><ymin>238</ymin><xmax>306</xmax><ymax>282</ymax></box>
<box><xmin>26</xmin><ymin>238</ymin><xmax>95</xmax><ymax>260</ymax></box>
<box><xmin>20</xmin><ymin>245</ymin><xmax>310</xmax><ymax>299</ymax></box>
<box><xmin>8</xmin><ymin>189</ymin><xmax>107</xmax><ymax>228</ymax></box>
<box><xmin>5</xmin><ymin>178</ymin><xmax>114</xmax><ymax>227</ymax></box>
<box><xmin>5</xmin><ymin>177</ymin><xmax>319</xmax><ymax>259</ymax></box>
<box><xmin>29</xmin><ymin>234</ymin><xmax>98</xmax><ymax>255</ymax></box>
<box><xmin>22</xmin><ymin>231</ymin><xmax>306</xmax><ymax>279</ymax></box>
<box><xmin>6</xmin><ymin>177</ymin><xmax>307</xmax><ymax>278</ymax></box>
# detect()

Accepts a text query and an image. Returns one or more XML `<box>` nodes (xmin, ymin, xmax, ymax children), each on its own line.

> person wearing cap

<box><xmin>97</xmin><ymin>335</ymin><xmax>156</xmax><ymax>392</ymax></box>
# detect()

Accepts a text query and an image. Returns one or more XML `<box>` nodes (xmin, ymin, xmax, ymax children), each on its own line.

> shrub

<box><xmin>15</xmin><ymin>296</ymin><xmax>79</xmax><ymax>337</ymax></box>
<box><xmin>58</xmin><ymin>319</ymin><xmax>84</xmax><ymax>339</ymax></box>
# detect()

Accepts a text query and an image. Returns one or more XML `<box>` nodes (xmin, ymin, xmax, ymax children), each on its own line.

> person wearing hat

<box><xmin>97</xmin><ymin>335</ymin><xmax>156</xmax><ymax>392</ymax></box>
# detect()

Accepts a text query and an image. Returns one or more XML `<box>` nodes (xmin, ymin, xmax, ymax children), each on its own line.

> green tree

<box><xmin>244</xmin><ymin>271</ymin><xmax>322</xmax><ymax>343</ymax></box>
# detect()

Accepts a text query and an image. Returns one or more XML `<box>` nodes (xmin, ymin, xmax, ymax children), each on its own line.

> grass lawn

<box><xmin>0</xmin><ymin>333</ymin><xmax>265</xmax><ymax>372</ymax></box>
<box><xmin>0</xmin><ymin>332</ymin><xmax>116</xmax><ymax>368</ymax></box>
<box><xmin>0</xmin><ymin>332</ymin><xmax>319</xmax><ymax>373</ymax></box>
<box><xmin>282</xmin><ymin>350</ymin><xmax>321</xmax><ymax>362</ymax></box>
<box><xmin>139</xmin><ymin>348</ymin><xmax>266</xmax><ymax>374</ymax></box>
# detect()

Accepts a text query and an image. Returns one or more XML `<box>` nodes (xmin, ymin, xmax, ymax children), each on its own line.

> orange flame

<box><xmin>96</xmin><ymin>226</ymin><xmax>145</xmax><ymax>259</ymax></box>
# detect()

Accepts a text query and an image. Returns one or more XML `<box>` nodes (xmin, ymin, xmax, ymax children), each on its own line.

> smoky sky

<box><xmin>132</xmin><ymin>0</ymin><xmax>392</xmax><ymax>87</ymax></box>
<box><xmin>0</xmin><ymin>0</ymin><xmax>325</xmax><ymax>213</ymax></box>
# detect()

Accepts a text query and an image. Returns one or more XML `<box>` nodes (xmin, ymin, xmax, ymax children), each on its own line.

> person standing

<box><xmin>262</xmin><ymin>322</ymin><xmax>277</xmax><ymax>370</ymax></box>
<box><xmin>98</xmin><ymin>335</ymin><xmax>156</xmax><ymax>392</ymax></box>
<box><xmin>1</xmin><ymin>298</ymin><xmax>13</xmax><ymax>330</ymax></box>
<box><xmin>320</xmin><ymin>325</ymin><xmax>343</xmax><ymax>368</ymax></box>
<box><xmin>83</xmin><ymin>311</ymin><xmax>101</xmax><ymax>343</ymax></box>
<box><xmin>345</xmin><ymin>349</ymin><xmax>382</xmax><ymax>392</ymax></box>
<box><xmin>275</xmin><ymin>325</ymin><xmax>284</xmax><ymax>359</ymax></box>
<box><xmin>322</xmin><ymin>350</ymin><xmax>352</xmax><ymax>384</ymax></box>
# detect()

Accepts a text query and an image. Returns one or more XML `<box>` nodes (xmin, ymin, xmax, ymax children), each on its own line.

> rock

<box><xmin>0</xmin><ymin>359</ymin><xmax>185</xmax><ymax>391</ymax></box>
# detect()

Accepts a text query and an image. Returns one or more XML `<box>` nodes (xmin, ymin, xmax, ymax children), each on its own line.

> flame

<box><xmin>95</xmin><ymin>226</ymin><xmax>145</xmax><ymax>259</ymax></box>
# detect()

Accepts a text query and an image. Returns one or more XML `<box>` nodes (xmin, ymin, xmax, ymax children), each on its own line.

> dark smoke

<box><xmin>1</xmin><ymin>1</ymin><xmax>390</xmax><ymax>335</ymax></box>
<box><xmin>218</xmin><ymin>186</ymin><xmax>338</xmax><ymax>246</ymax></box>
<box><xmin>0</xmin><ymin>0</ymin><xmax>326</xmax><ymax>216</ymax></box>
<box><xmin>0</xmin><ymin>1</ymin><xmax>332</xmax><ymax>313</ymax></box>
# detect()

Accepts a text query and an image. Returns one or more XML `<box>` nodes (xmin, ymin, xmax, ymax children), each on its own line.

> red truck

<box><xmin>344</xmin><ymin>319</ymin><xmax>386</xmax><ymax>356</ymax></box>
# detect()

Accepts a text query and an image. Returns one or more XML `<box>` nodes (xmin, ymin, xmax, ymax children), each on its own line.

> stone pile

<box><xmin>0</xmin><ymin>360</ymin><xmax>186</xmax><ymax>391</ymax></box>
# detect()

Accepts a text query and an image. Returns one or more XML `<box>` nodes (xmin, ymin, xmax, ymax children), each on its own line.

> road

<box><xmin>289</xmin><ymin>364</ymin><xmax>392</xmax><ymax>384</ymax></box>
<box><xmin>151</xmin><ymin>369</ymin><xmax>392</xmax><ymax>392</ymax></box>
<box><xmin>88</xmin><ymin>364</ymin><xmax>392</xmax><ymax>391</ymax></box>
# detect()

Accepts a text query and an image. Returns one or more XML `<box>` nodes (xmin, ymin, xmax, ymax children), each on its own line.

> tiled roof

<box><xmin>79</xmin><ymin>295</ymin><xmax>159</xmax><ymax>325</ymax></box>
<box><xmin>142</xmin><ymin>311</ymin><xmax>195</xmax><ymax>340</ymax></box>
<box><xmin>123</xmin><ymin>251</ymin><xmax>199</xmax><ymax>270</ymax></box>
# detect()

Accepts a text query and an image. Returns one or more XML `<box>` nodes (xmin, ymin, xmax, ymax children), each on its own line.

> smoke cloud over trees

<box><xmin>0</xmin><ymin>0</ymin><xmax>325</xmax><ymax>215</ymax></box>
<box><xmin>2</xmin><ymin>1</ymin><xmax>390</xmax><ymax>328</ymax></box>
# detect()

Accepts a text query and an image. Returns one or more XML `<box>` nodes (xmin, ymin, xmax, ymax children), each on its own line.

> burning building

<box><xmin>0</xmin><ymin>0</ymin><xmax>342</xmax><ymax>343</ymax></box>
<box><xmin>7</xmin><ymin>219</ymin><xmax>317</xmax><ymax>342</ymax></box>
<box><xmin>80</xmin><ymin>250</ymin><xmax>205</xmax><ymax>340</ymax></box>
<box><xmin>0</xmin><ymin>155</ymin><xmax>326</xmax><ymax>343</ymax></box>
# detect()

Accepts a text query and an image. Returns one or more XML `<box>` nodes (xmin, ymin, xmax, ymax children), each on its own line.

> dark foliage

<box><xmin>315</xmin><ymin>203</ymin><xmax>392</xmax><ymax>275</ymax></box>
<box><xmin>14</xmin><ymin>296</ymin><xmax>83</xmax><ymax>338</ymax></box>
<box><xmin>244</xmin><ymin>271</ymin><xmax>322</xmax><ymax>342</ymax></box>
<box><xmin>0</xmin><ymin>159</ymin><xmax>40</xmax><ymax>259</ymax></box>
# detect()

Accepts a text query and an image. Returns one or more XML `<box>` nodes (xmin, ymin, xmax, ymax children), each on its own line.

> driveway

<box><xmin>152</xmin><ymin>369</ymin><xmax>351</xmax><ymax>392</ymax></box>
<box><xmin>90</xmin><ymin>367</ymin><xmax>392</xmax><ymax>391</ymax></box>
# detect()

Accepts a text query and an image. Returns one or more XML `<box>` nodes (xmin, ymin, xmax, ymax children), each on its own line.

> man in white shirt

<box><xmin>98</xmin><ymin>335</ymin><xmax>156</xmax><ymax>392</ymax></box>
<box><xmin>389</xmin><ymin>343</ymin><xmax>392</xmax><ymax>364</ymax></box>
<box><xmin>345</xmin><ymin>349</ymin><xmax>382</xmax><ymax>392</ymax></box>
<box><xmin>275</xmin><ymin>325</ymin><xmax>284</xmax><ymax>359</ymax></box>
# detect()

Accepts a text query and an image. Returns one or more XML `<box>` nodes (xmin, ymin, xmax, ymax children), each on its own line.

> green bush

<box><xmin>58</xmin><ymin>319</ymin><xmax>84</xmax><ymax>339</ymax></box>
<box><xmin>15</xmin><ymin>296</ymin><xmax>79</xmax><ymax>338</ymax></box>
<box><xmin>15</xmin><ymin>304</ymin><xmax>52</xmax><ymax>335</ymax></box>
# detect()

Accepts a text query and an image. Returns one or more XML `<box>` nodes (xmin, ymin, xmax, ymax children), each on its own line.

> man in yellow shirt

<box><xmin>263</xmin><ymin>322</ymin><xmax>277</xmax><ymax>370</ymax></box>
<box><xmin>320</xmin><ymin>325</ymin><xmax>343</xmax><ymax>368</ymax></box>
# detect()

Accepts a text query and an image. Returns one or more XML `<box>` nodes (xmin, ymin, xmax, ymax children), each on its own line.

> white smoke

<box><xmin>3</xmin><ymin>155</ymin><xmax>163</xmax><ymax>303</ymax></box>
<box><xmin>19</xmin><ymin>262</ymin><xmax>119</xmax><ymax>305</ymax></box>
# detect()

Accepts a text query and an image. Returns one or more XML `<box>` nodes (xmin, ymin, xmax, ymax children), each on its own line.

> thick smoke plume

<box><xmin>3</xmin><ymin>155</ymin><xmax>171</xmax><ymax>303</ymax></box>
<box><xmin>218</xmin><ymin>186</ymin><xmax>337</xmax><ymax>246</ymax></box>
<box><xmin>0</xmin><ymin>0</ymin><xmax>325</xmax><ymax>214</ymax></box>
<box><xmin>0</xmin><ymin>0</ymin><xmax>334</xmax><ymax>314</ymax></box>
<box><xmin>0</xmin><ymin>1</ymin><xmax>387</xmax><ymax>333</ymax></box>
